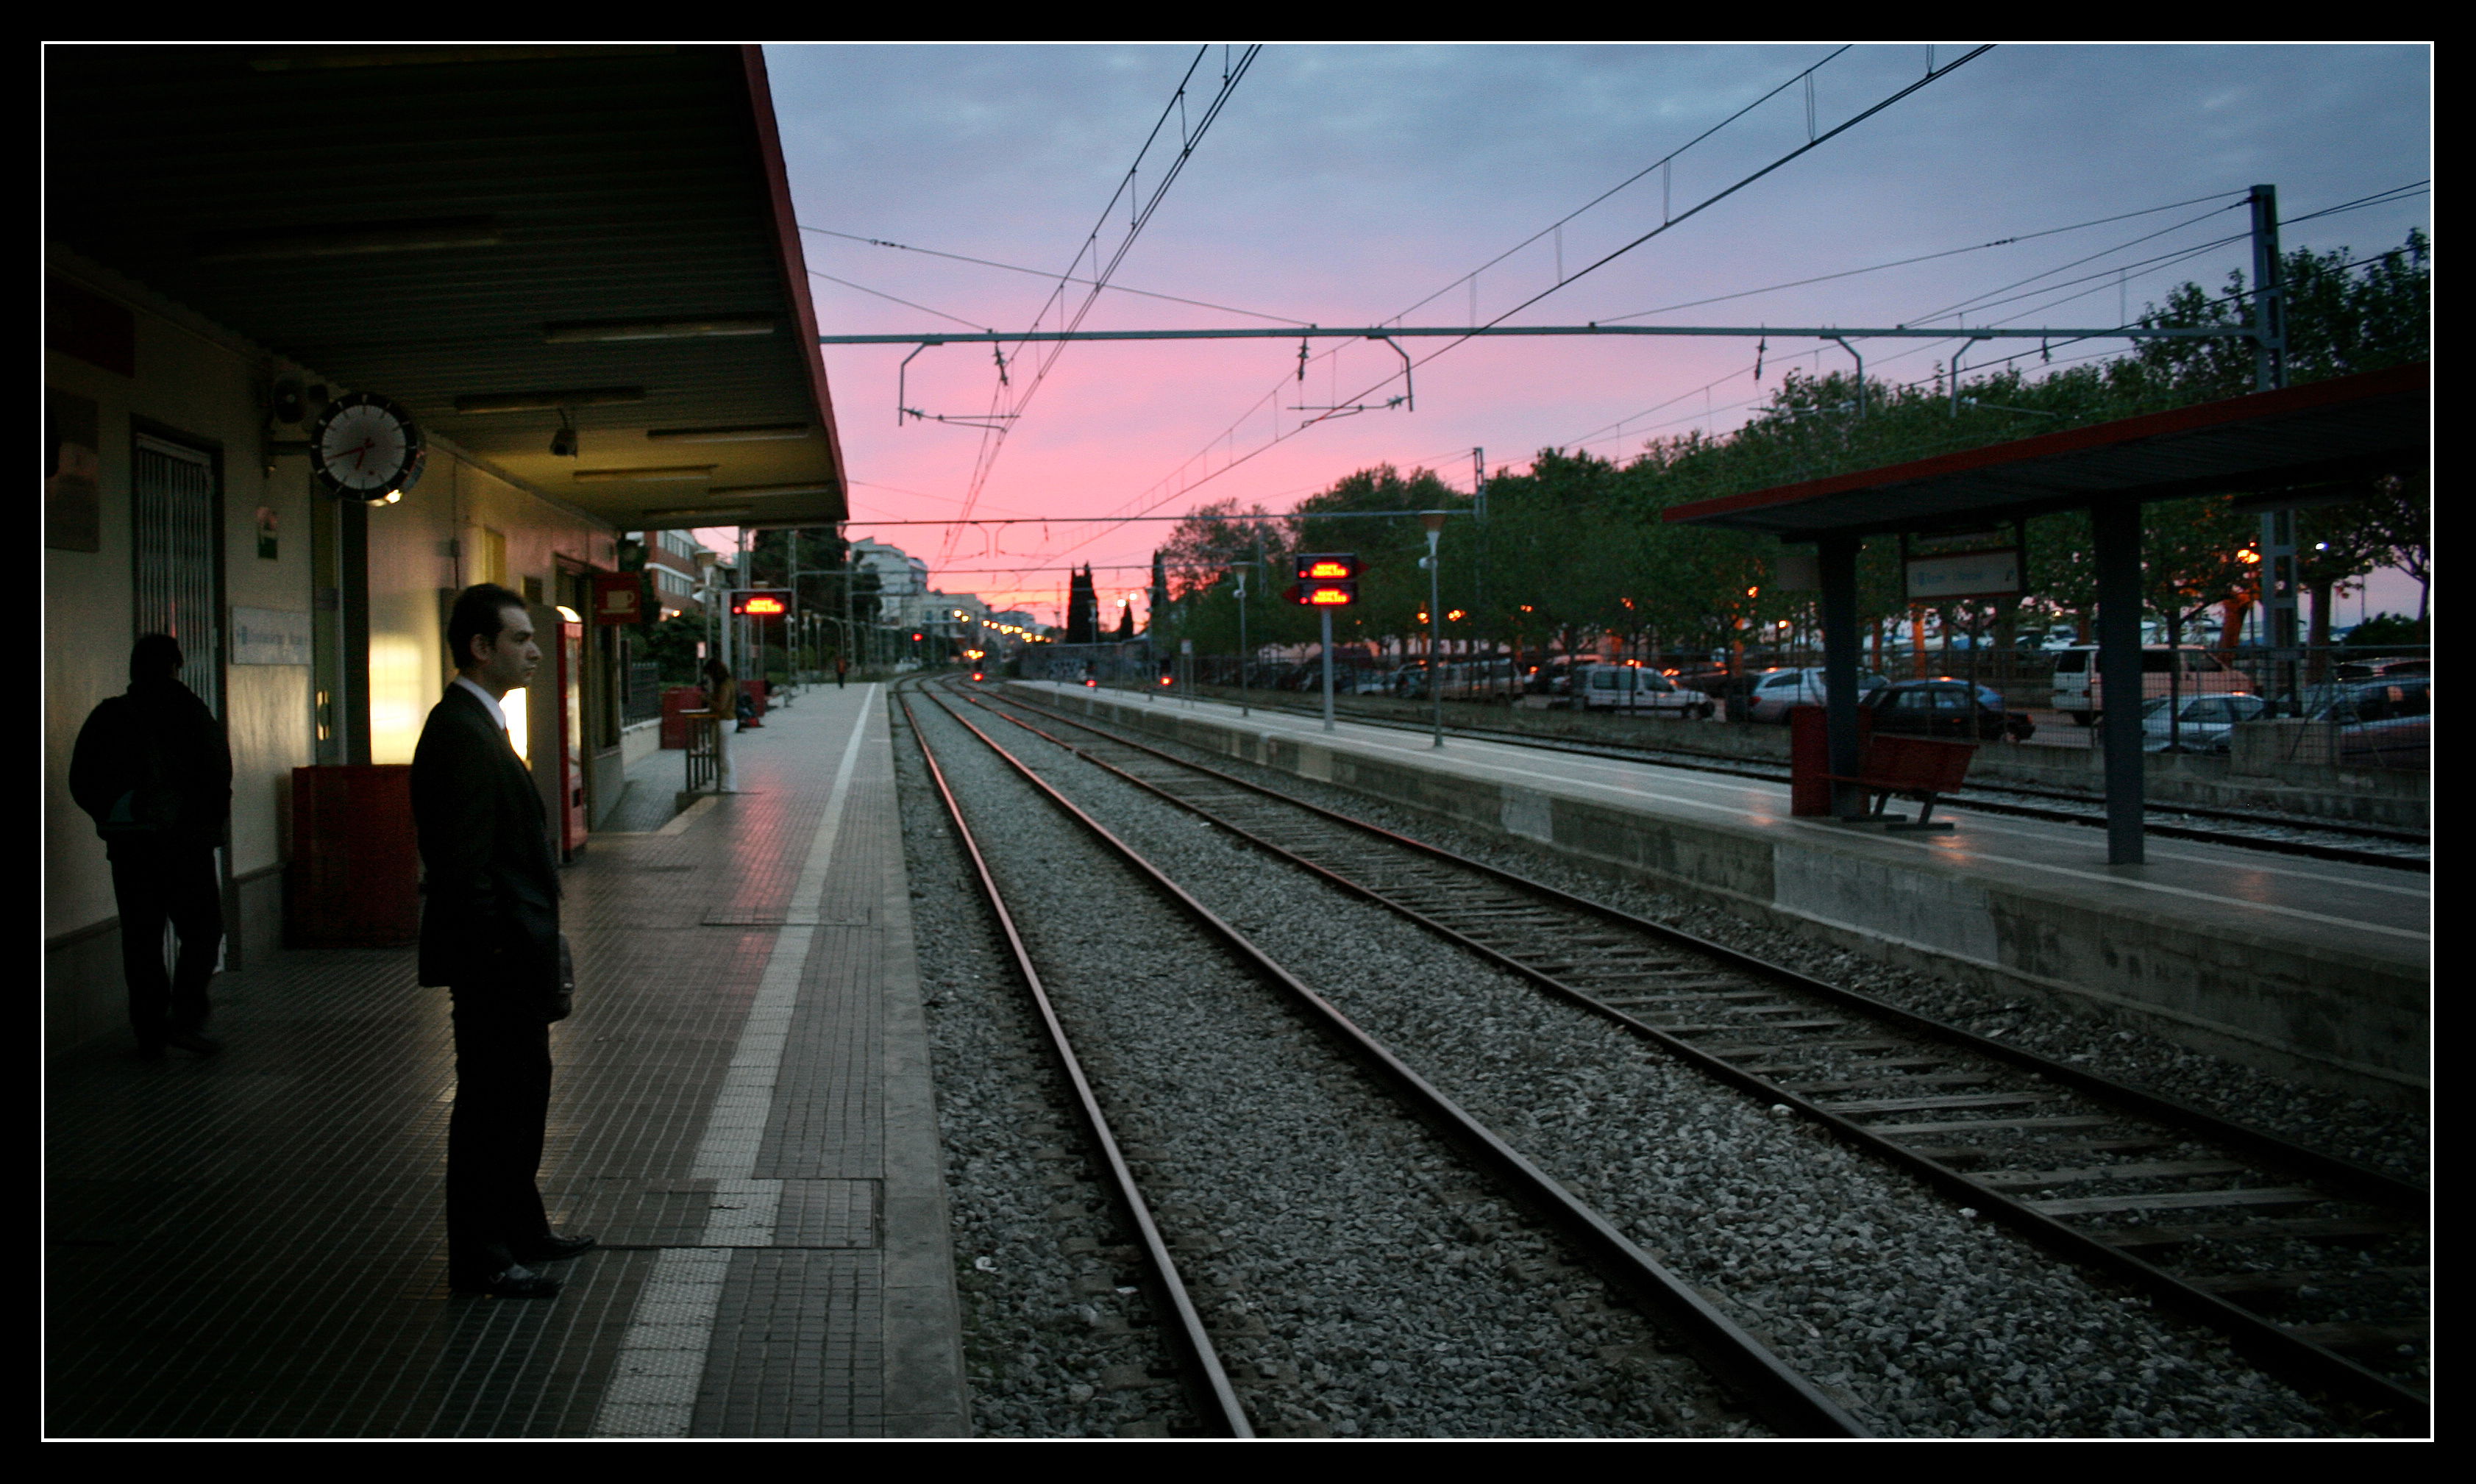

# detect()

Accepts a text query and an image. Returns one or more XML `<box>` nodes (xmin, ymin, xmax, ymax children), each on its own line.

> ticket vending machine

<box><xmin>521</xmin><ymin>602</ymin><xmax>590</xmax><ymax>862</ymax></box>
<box><xmin>556</xmin><ymin>606</ymin><xmax>587</xmax><ymax>859</ymax></box>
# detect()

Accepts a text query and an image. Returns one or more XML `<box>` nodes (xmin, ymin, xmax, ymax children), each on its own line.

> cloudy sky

<box><xmin>760</xmin><ymin>43</ymin><xmax>2430</xmax><ymax>624</ymax></box>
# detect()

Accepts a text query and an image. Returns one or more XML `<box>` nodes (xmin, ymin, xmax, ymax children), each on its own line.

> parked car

<box><xmin>2310</xmin><ymin>676</ymin><xmax>2430</xmax><ymax>770</ymax></box>
<box><xmin>1746</xmin><ymin>666</ymin><xmax>1890</xmax><ymax>723</ymax></box>
<box><xmin>2138</xmin><ymin>693</ymin><xmax>2269</xmax><ymax>752</ymax></box>
<box><xmin>1574</xmin><ymin>663</ymin><xmax>1714</xmax><ymax>718</ymax></box>
<box><xmin>1862</xmin><ymin>679</ymin><xmax>2035</xmax><ymax>741</ymax></box>
<box><xmin>2333</xmin><ymin>654</ymin><xmax>2427</xmax><ymax>682</ymax></box>
<box><xmin>2050</xmin><ymin>645</ymin><xmax>2248</xmax><ymax>724</ymax></box>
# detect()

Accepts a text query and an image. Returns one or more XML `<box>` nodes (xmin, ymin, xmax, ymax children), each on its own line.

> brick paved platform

<box><xmin>45</xmin><ymin>683</ymin><xmax>968</xmax><ymax>1438</ymax></box>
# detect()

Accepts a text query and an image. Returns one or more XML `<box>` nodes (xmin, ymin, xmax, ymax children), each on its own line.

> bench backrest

<box><xmin>1860</xmin><ymin>733</ymin><xmax>1976</xmax><ymax>792</ymax></box>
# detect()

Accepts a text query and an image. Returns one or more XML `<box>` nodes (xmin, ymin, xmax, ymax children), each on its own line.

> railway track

<box><xmin>897</xmin><ymin>679</ymin><xmax>1866</xmax><ymax>1438</ymax></box>
<box><xmin>1151</xmin><ymin>688</ymin><xmax>2425</xmax><ymax>871</ymax></box>
<box><xmin>958</xmin><ymin>679</ymin><xmax>2431</xmax><ymax>1435</ymax></box>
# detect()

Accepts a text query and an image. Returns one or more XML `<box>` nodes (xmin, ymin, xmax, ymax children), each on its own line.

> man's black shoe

<box><xmin>452</xmin><ymin>1263</ymin><xmax>561</xmax><ymax>1299</ymax></box>
<box><xmin>514</xmin><ymin>1232</ymin><xmax>598</xmax><ymax>1263</ymax></box>
<box><xmin>165</xmin><ymin>1031</ymin><xmax>223</xmax><ymax>1056</ymax></box>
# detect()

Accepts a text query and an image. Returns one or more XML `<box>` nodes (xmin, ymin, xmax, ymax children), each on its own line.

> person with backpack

<box><xmin>69</xmin><ymin>633</ymin><xmax>232</xmax><ymax>1058</ymax></box>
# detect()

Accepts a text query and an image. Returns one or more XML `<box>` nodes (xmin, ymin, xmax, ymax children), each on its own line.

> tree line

<box><xmin>1149</xmin><ymin>232</ymin><xmax>2429</xmax><ymax>671</ymax></box>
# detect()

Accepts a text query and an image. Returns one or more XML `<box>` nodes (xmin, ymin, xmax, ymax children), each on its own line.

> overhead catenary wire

<box><xmin>802</xmin><ymin>223</ymin><xmax>1310</xmax><ymax>326</ymax></box>
<box><xmin>1025</xmin><ymin>48</ymin><xmax>1995</xmax><ymax>570</ymax></box>
<box><xmin>938</xmin><ymin>45</ymin><xmax>1263</xmax><ymax>561</ymax></box>
<box><xmin>1595</xmin><ymin>188</ymin><xmax>2252</xmax><ymax>324</ymax></box>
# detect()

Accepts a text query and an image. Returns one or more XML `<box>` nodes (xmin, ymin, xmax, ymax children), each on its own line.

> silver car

<box><xmin>2139</xmin><ymin>693</ymin><xmax>2269</xmax><ymax>752</ymax></box>
<box><xmin>1745</xmin><ymin>666</ymin><xmax>1890</xmax><ymax>723</ymax></box>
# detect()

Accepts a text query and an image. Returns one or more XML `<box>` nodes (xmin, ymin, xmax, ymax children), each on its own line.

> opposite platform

<box><xmin>46</xmin><ymin>682</ymin><xmax>968</xmax><ymax>1439</ymax></box>
<box><xmin>1013</xmin><ymin>682</ymin><xmax>2428</xmax><ymax>1104</ymax></box>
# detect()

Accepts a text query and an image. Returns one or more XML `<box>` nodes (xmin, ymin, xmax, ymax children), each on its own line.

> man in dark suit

<box><xmin>68</xmin><ymin>633</ymin><xmax>232</xmax><ymax>1058</ymax></box>
<box><xmin>411</xmin><ymin>583</ymin><xmax>594</xmax><ymax>1299</ymax></box>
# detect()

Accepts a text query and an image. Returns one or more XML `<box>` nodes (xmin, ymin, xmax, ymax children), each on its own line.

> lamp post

<box><xmin>1420</xmin><ymin>511</ymin><xmax>1446</xmax><ymax>748</ymax></box>
<box><xmin>1234</xmin><ymin>568</ymin><xmax>1249</xmax><ymax>718</ymax></box>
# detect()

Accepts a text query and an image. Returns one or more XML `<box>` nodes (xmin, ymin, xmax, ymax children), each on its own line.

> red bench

<box><xmin>1826</xmin><ymin>734</ymin><xmax>1977</xmax><ymax>831</ymax></box>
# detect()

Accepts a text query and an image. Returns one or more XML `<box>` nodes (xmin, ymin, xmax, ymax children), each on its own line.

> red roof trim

<box><xmin>1663</xmin><ymin>361</ymin><xmax>2428</xmax><ymax>526</ymax></box>
<box><xmin>740</xmin><ymin>45</ymin><xmax>847</xmax><ymax>516</ymax></box>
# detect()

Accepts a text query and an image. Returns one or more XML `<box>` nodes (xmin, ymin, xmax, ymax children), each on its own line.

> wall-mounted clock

<box><xmin>309</xmin><ymin>391</ymin><xmax>426</xmax><ymax>501</ymax></box>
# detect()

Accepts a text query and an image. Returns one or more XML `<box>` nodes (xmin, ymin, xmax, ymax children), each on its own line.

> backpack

<box><xmin>96</xmin><ymin>699</ymin><xmax>182</xmax><ymax>841</ymax></box>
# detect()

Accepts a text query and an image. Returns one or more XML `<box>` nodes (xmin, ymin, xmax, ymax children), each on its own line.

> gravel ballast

<box><xmin>1012</xmin><ymin>688</ymin><xmax>2427</xmax><ymax>1185</ymax></box>
<box><xmin>901</xmin><ymin>693</ymin><xmax>1768</xmax><ymax>1438</ymax></box>
<box><xmin>963</xmin><ymin>686</ymin><xmax>2377</xmax><ymax>1437</ymax></box>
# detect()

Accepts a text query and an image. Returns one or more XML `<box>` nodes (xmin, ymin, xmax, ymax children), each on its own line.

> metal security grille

<box><xmin>132</xmin><ymin>437</ymin><xmax>220</xmax><ymax>716</ymax></box>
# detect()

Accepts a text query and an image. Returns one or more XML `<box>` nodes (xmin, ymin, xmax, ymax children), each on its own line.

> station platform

<box><xmin>46</xmin><ymin>683</ymin><xmax>967</xmax><ymax>1438</ymax></box>
<box><xmin>1014</xmin><ymin>682</ymin><xmax>2428</xmax><ymax>1104</ymax></box>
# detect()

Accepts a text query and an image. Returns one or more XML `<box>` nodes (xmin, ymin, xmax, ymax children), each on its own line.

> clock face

<box><xmin>309</xmin><ymin>392</ymin><xmax>425</xmax><ymax>499</ymax></box>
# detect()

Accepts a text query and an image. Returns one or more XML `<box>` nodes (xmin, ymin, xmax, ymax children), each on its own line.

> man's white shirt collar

<box><xmin>453</xmin><ymin>675</ymin><xmax>511</xmax><ymax>736</ymax></box>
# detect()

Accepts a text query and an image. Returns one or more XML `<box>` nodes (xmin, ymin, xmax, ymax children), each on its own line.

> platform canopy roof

<box><xmin>46</xmin><ymin>44</ymin><xmax>845</xmax><ymax>532</ymax></box>
<box><xmin>1663</xmin><ymin>362</ymin><xmax>2427</xmax><ymax>542</ymax></box>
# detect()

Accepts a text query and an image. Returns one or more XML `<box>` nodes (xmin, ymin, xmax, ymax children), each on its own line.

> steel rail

<box><xmin>1114</xmin><ymin>686</ymin><xmax>2427</xmax><ymax>869</ymax></box>
<box><xmin>964</xmin><ymin>681</ymin><xmax>2430</xmax><ymax>1432</ymax></box>
<box><xmin>894</xmin><ymin>682</ymin><xmax>1253</xmax><ymax>1438</ymax></box>
<box><xmin>919</xmin><ymin>683</ymin><xmax>1870</xmax><ymax>1439</ymax></box>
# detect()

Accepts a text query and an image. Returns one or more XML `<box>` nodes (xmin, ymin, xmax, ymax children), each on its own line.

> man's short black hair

<box><xmin>129</xmin><ymin>632</ymin><xmax>182</xmax><ymax>682</ymax></box>
<box><xmin>448</xmin><ymin>583</ymin><xmax>529</xmax><ymax>670</ymax></box>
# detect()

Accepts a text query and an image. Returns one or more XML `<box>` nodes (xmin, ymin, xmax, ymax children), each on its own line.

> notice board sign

<box><xmin>231</xmin><ymin>607</ymin><xmax>313</xmax><ymax>666</ymax></box>
<box><xmin>592</xmin><ymin>572</ymin><xmax>645</xmax><ymax>625</ymax></box>
<box><xmin>1905</xmin><ymin>548</ymin><xmax>2020</xmax><ymax>602</ymax></box>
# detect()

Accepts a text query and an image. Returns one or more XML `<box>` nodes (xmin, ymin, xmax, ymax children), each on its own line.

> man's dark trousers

<box><xmin>110</xmin><ymin>846</ymin><xmax>221</xmax><ymax>1046</ymax></box>
<box><xmin>446</xmin><ymin>985</ymin><xmax>552</xmax><ymax>1280</ymax></box>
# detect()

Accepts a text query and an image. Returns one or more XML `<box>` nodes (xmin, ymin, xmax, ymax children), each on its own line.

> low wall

<box><xmin>1020</xmin><ymin>685</ymin><xmax>2427</xmax><ymax>1106</ymax></box>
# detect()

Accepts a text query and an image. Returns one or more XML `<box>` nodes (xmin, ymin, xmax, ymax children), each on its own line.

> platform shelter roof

<box><xmin>46</xmin><ymin>45</ymin><xmax>845</xmax><ymax>532</ymax></box>
<box><xmin>1662</xmin><ymin>362</ymin><xmax>2427</xmax><ymax>541</ymax></box>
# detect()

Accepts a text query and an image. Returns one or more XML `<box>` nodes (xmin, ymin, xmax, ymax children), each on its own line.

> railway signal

<box><xmin>1291</xmin><ymin>552</ymin><xmax>1359</xmax><ymax>607</ymax></box>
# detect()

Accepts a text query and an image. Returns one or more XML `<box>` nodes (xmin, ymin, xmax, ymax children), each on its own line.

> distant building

<box><xmin>637</xmin><ymin>528</ymin><xmax>713</xmax><ymax>620</ymax></box>
<box><xmin>850</xmin><ymin>538</ymin><xmax>930</xmax><ymax>629</ymax></box>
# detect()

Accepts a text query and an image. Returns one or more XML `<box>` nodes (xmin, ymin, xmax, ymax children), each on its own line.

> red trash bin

<box><xmin>1789</xmin><ymin>704</ymin><xmax>1872</xmax><ymax>816</ymax></box>
<box><xmin>287</xmin><ymin>765</ymin><xmax>419</xmax><ymax>946</ymax></box>
<box><xmin>661</xmin><ymin>685</ymin><xmax>708</xmax><ymax>749</ymax></box>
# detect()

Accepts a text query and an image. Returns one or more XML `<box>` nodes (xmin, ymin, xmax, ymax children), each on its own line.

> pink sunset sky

<box><xmin>746</xmin><ymin>43</ymin><xmax>2430</xmax><ymax>628</ymax></box>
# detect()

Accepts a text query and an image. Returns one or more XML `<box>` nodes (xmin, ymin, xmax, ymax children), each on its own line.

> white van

<box><xmin>1577</xmin><ymin>663</ymin><xmax>1712</xmax><ymax>718</ymax></box>
<box><xmin>2050</xmin><ymin>646</ymin><xmax>2249</xmax><ymax>725</ymax></box>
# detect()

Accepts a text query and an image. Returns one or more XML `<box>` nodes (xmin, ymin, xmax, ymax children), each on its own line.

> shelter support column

<box><xmin>2093</xmin><ymin>498</ymin><xmax>2145</xmax><ymax>865</ymax></box>
<box><xmin>1817</xmin><ymin>533</ymin><xmax>1863</xmax><ymax>818</ymax></box>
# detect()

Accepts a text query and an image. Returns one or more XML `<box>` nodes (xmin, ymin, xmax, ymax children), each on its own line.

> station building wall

<box><xmin>45</xmin><ymin>255</ymin><xmax>619</xmax><ymax>1055</ymax></box>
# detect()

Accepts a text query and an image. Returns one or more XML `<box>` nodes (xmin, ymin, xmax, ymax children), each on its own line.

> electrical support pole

<box><xmin>2249</xmin><ymin>184</ymin><xmax>2299</xmax><ymax>716</ymax></box>
<box><xmin>1320</xmin><ymin>607</ymin><xmax>1336</xmax><ymax>733</ymax></box>
<box><xmin>1422</xmin><ymin>512</ymin><xmax>1446</xmax><ymax>748</ymax></box>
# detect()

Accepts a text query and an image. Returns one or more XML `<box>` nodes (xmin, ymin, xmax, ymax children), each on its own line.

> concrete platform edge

<box><xmin>871</xmin><ymin>692</ymin><xmax>973</xmax><ymax>1437</ymax></box>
